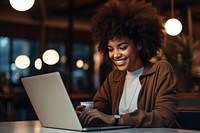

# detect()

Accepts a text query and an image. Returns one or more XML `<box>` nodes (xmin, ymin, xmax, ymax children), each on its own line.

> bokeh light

<box><xmin>42</xmin><ymin>49</ymin><xmax>60</xmax><ymax>65</ymax></box>
<box><xmin>15</xmin><ymin>55</ymin><xmax>30</xmax><ymax>69</ymax></box>
<box><xmin>35</xmin><ymin>58</ymin><xmax>42</xmax><ymax>70</ymax></box>
<box><xmin>76</xmin><ymin>59</ymin><xmax>84</xmax><ymax>68</ymax></box>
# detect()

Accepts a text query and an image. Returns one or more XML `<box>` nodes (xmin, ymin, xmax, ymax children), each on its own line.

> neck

<box><xmin>128</xmin><ymin>57</ymin><xmax>144</xmax><ymax>72</ymax></box>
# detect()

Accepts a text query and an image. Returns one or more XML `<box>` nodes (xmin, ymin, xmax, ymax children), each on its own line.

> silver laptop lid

<box><xmin>21</xmin><ymin>72</ymin><xmax>82</xmax><ymax>131</ymax></box>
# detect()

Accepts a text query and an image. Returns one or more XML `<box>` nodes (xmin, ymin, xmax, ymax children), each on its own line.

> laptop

<box><xmin>21</xmin><ymin>72</ymin><xmax>130</xmax><ymax>131</ymax></box>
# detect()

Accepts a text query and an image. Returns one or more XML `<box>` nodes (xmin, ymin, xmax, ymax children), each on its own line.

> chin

<box><xmin>117</xmin><ymin>66</ymin><xmax>127</xmax><ymax>71</ymax></box>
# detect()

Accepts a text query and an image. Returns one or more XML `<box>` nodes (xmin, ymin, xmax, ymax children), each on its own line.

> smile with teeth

<box><xmin>114</xmin><ymin>59</ymin><xmax>126</xmax><ymax>66</ymax></box>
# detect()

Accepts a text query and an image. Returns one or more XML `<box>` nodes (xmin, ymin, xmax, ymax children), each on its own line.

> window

<box><xmin>0</xmin><ymin>36</ymin><xmax>94</xmax><ymax>92</ymax></box>
<box><xmin>72</xmin><ymin>43</ymin><xmax>93</xmax><ymax>91</ymax></box>
<box><xmin>0</xmin><ymin>36</ymin><xmax>39</xmax><ymax>85</ymax></box>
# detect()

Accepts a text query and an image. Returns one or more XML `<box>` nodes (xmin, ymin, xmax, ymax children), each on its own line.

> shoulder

<box><xmin>152</xmin><ymin>60</ymin><xmax>174</xmax><ymax>72</ymax></box>
<box><xmin>143</xmin><ymin>60</ymin><xmax>174</xmax><ymax>76</ymax></box>
<box><xmin>107</xmin><ymin>69</ymin><xmax>126</xmax><ymax>82</ymax></box>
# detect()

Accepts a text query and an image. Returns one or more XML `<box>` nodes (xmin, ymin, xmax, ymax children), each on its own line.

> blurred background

<box><xmin>0</xmin><ymin>0</ymin><xmax>200</xmax><ymax>130</ymax></box>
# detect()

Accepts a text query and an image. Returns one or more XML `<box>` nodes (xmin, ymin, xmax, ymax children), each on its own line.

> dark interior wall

<box><xmin>0</xmin><ymin>21</ymin><xmax>92</xmax><ymax>43</ymax></box>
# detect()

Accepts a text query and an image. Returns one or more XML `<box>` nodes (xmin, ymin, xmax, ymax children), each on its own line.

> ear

<box><xmin>136</xmin><ymin>44</ymin><xmax>142</xmax><ymax>51</ymax></box>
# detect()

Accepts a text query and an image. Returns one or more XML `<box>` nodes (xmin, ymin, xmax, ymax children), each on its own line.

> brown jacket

<box><xmin>93</xmin><ymin>60</ymin><xmax>179</xmax><ymax>127</ymax></box>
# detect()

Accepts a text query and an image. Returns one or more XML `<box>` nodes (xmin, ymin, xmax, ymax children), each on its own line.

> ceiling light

<box><xmin>9</xmin><ymin>0</ymin><xmax>35</xmax><ymax>11</ymax></box>
<box><xmin>165</xmin><ymin>18</ymin><xmax>182</xmax><ymax>36</ymax></box>
<box><xmin>165</xmin><ymin>0</ymin><xmax>182</xmax><ymax>36</ymax></box>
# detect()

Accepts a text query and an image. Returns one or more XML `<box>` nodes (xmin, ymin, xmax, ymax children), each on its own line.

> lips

<box><xmin>114</xmin><ymin>59</ymin><xmax>126</xmax><ymax>66</ymax></box>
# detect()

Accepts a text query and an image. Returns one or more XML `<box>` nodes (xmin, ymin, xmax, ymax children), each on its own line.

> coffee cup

<box><xmin>80</xmin><ymin>101</ymin><xmax>93</xmax><ymax>109</ymax></box>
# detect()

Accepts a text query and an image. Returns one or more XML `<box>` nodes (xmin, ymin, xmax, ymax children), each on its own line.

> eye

<box><xmin>108</xmin><ymin>47</ymin><xmax>113</xmax><ymax>52</ymax></box>
<box><xmin>119</xmin><ymin>46</ymin><xmax>127</xmax><ymax>50</ymax></box>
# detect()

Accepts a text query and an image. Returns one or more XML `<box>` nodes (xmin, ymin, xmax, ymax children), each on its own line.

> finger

<box><xmin>79</xmin><ymin>109</ymin><xmax>88</xmax><ymax>120</ymax></box>
<box><xmin>76</xmin><ymin>110</ymin><xmax>82</xmax><ymax>116</ymax></box>
<box><xmin>82</xmin><ymin>109</ymin><xmax>100</xmax><ymax>126</ymax></box>
<box><xmin>76</xmin><ymin>105</ymin><xmax>86</xmax><ymax>112</ymax></box>
<box><xmin>79</xmin><ymin>109</ymin><xmax>91</xmax><ymax>126</ymax></box>
<box><xmin>83</xmin><ymin>110</ymin><xmax>94</xmax><ymax>126</ymax></box>
<box><xmin>81</xmin><ymin>109</ymin><xmax>98</xmax><ymax>127</ymax></box>
<box><xmin>86</xmin><ymin>111</ymin><xmax>100</xmax><ymax>126</ymax></box>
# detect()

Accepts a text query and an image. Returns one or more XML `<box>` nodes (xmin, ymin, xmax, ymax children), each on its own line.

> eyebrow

<box><xmin>108</xmin><ymin>41</ymin><xmax>130</xmax><ymax>47</ymax></box>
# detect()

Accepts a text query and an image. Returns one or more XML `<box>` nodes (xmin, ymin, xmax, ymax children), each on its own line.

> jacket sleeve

<box><xmin>121</xmin><ymin>62</ymin><xmax>179</xmax><ymax>128</ymax></box>
<box><xmin>93</xmin><ymin>73</ymin><xmax>112</xmax><ymax>114</ymax></box>
<box><xmin>93</xmin><ymin>69</ymin><xmax>126</xmax><ymax>115</ymax></box>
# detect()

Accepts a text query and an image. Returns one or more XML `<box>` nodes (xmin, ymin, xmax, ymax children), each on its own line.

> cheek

<box><xmin>123</xmin><ymin>49</ymin><xmax>133</xmax><ymax>57</ymax></box>
<box><xmin>108</xmin><ymin>52</ymin><xmax>112</xmax><ymax>59</ymax></box>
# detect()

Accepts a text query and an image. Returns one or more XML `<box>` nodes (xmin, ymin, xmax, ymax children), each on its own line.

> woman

<box><xmin>76</xmin><ymin>0</ymin><xmax>179</xmax><ymax>128</ymax></box>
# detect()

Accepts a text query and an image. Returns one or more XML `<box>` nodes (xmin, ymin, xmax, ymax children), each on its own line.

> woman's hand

<box><xmin>78</xmin><ymin>108</ymin><xmax>115</xmax><ymax>127</ymax></box>
<box><xmin>76</xmin><ymin>105</ymin><xmax>85</xmax><ymax>117</ymax></box>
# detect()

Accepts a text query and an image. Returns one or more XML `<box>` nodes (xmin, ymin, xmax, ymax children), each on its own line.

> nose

<box><xmin>113</xmin><ymin>50</ymin><xmax>121</xmax><ymax>58</ymax></box>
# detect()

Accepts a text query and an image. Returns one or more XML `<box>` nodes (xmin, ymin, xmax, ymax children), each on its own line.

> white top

<box><xmin>119</xmin><ymin>67</ymin><xmax>144</xmax><ymax>114</ymax></box>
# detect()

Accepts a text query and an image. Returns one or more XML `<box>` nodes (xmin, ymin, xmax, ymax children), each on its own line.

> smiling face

<box><xmin>108</xmin><ymin>37</ymin><xmax>144</xmax><ymax>72</ymax></box>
